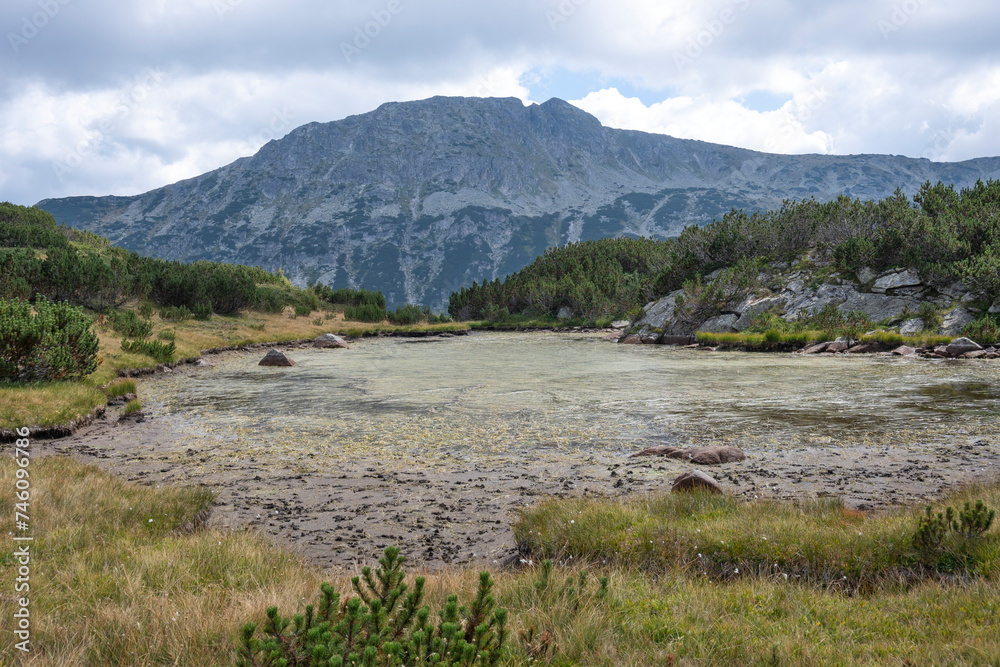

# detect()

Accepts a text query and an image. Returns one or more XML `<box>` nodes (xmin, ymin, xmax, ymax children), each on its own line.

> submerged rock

<box><xmin>259</xmin><ymin>349</ymin><xmax>296</xmax><ymax>366</ymax></box>
<box><xmin>671</xmin><ymin>470</ymin><xmax>723</xmax><ymax>494</ymax></box>
<box><xmin>631</xmin><ymin>445</ymin><xmax>745</xmax><ymax>465</ymax></box>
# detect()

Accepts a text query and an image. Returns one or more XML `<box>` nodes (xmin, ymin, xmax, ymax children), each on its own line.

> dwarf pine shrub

<box><xmin>914</xmin><ymin>501</ymin><xmax>996</xmax><ymax>551</ymax></box>
<box><xmin>0</xmin><ymin>296</ymin><xmax>99</xmax><ymax>382</ymax></box>
<box><xmin>235</xmin><ymin>547</ymin><xmax>508</xmax><ymax>667</ymax></box>
<box><xmin>344</xmin><ymin>303</ymin><xmax>387</xmax><ymax>323</ymax></box>
<box><xmin>107</xmin><ymin>309</ymin><xmax>153</xmax><ymax>339</ymax></box>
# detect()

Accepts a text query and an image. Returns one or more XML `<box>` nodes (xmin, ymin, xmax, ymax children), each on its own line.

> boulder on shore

<box><xmin>671</xmin><ymin>470</ymin><xmax>723</xmax><ymax>494</ymax></box>
<box><xmin>259</xmin><ymin>349</ymin><xmax>296</xmax><ymax>367</ymax></box>
<box><xmin>945</xmin><ymin>337</ymin><xmax>982</xmax><ymax>357</ymax></box>
<box><xmin>314</xmin><ymin>333</ymin><xmax>350</xmax><ymax>349</ymax></box>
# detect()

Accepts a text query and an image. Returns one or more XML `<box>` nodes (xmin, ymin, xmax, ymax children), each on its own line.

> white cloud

<box><xmin>2</xmin><ymin>0</ymin><xmax>1000</xmax><ymax>205</ymax></box>
<box><xmin>570</xmin><ymin>88</ymin><xmax>833</xmax><ymax>154</ymax></box>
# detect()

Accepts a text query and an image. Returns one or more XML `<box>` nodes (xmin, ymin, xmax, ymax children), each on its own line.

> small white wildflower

<box><xmin>735</xmin><ymin>568</ymin><xmax>739</xmax><ymax>574</ymax></box>
<box><xmin>148</xmin><ymin>519</ymin><xmax>153</xmax><ymax>523</ymax></box>
<box><xmin>762</xmin><ymin>536</ymin><xmax>767</xmax><ymax>541</ymax></box>
<box><xmin>570</xmin><ymin>520</ymin><xmax>575</xmax><ymax>524</ymax></box>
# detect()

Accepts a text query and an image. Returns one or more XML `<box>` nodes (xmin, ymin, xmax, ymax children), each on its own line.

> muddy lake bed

<box><xmin>47</xmin><ymin>332</ymin><xmax>1000</xmax><ymax>569</ymax></box>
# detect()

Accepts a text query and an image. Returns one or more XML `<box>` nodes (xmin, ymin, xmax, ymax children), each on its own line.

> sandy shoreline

<box><xmin>27</xmin><ymin>340</ymin><xmax>1000</xmax><ymax>571</ymax></box>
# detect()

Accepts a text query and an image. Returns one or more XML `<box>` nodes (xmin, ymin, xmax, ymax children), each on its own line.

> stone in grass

<box><xmin>671</xmin><ymin>470</ymin><xmax>723</xmax><ymax>494</ymax></box>
<box><xmin>314</xmin><ymin>333</ymin><xmax>351</xmax><ymax>349</ymax></box>
<box><xmin>259</xmin><ymin>349</ymin><xmax>296</xmax><ymax>367</ymax></box>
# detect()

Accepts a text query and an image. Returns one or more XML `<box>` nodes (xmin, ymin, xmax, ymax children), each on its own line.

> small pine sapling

<box><xmin>955</xmin><ymin>500</ymin><xmax>995</xmax><ymax>540</ymax></box>
<box><xmin>235</xmin><ymin>546</ymin><xmax>507</xmax><ymax>666</ymax></box>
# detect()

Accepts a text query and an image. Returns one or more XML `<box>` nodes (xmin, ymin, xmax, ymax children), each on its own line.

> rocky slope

<box><xmin>37</xmin><ymin>96</ymin><xmax>1000</xmax><ymax>309</ymax></box>
<box><xmin>626</xmin><ymin>262</ymin><xmax>991</xmax><ymax>341</ymax></box>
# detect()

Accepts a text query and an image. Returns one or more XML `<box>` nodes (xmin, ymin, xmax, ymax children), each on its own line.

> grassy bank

<box><xmin>695</xmin><ymin>329</ymin><xmax>956</xmax><ymax>351</ymax></box>
<box><xmin>2</xmin><ymin>456</ymin><xmax>999</xmax><ymax>665</ymax></box>
<box><xmin>514</xmin><ymin>484</ymin><xmax>1000</xmax><ymax>587</ymax></box>
<box><xmin>1</xmin><ymin>308</ymin><xmax>469</xmax><ymax>431</ymax></box>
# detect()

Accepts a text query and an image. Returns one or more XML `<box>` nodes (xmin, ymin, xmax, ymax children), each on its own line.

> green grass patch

<box><xmin>514</xmin><ymin>484</ymin><xmax>1000</xmax><ymax>587</ymax></box>
<box><xmin>103</xmin><ymin>378</ymin><xmax>136</xmax><ymax>399</ymax></box>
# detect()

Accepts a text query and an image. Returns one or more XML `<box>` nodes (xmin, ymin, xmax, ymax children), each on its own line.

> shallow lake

<box><xmin>143</xmin><ymin>332</ymin><xmax>1000</xmax><ymax>467</ymax></box>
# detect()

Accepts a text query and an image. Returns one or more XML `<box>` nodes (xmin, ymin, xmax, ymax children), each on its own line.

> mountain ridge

<box><xmin>37</xmin><ymin>95</ymin><xmax>1000</xmax><ymax>309</ymax></box>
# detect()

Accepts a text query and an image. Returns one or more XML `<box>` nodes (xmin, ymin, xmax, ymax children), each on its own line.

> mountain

<box><xmin>36</xmin><ymin>96</ymin><xmax>1000</xmax><ymax>310</ymax></box>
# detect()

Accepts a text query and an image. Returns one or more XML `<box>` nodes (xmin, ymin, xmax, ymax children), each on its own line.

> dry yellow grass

<box><xmin>2</xmin><ymin>456</ymin><xmax>999</xmax><ymax>665</ymax></box>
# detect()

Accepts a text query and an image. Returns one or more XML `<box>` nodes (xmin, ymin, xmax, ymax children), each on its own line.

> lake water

<box><xmin>142</xmin><ymin>332</ymin><xmax>1000</xmax><ymax>468</ymax></box>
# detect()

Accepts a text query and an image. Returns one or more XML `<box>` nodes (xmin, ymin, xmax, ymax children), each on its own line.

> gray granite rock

<box><xmin>872</xmin><ymin>269</ymin><xmax>922</xmax><ymax>293</ymax></box>
<box><xmin>733</xmin><ymin>296</ymin><xmax>786</xmax><ymax>331</ymax></box>
<box><xmin>940</xmin><ymin>308</ymin><xmax>975</xmax><ymax>336</ymax></box>
<box><xmin>697</xmin><ymin>314</ymin><xmax>739</xmax><ymax>333</ymax></box>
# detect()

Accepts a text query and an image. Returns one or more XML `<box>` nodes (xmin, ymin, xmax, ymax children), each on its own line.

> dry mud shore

<box><xmin>36</xmin><ymin>343</ymin><xmax>1000</xmax><ymax>571</ymax></box>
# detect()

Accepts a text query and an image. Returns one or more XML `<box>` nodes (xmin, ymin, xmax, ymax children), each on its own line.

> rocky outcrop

<box><xmin>259</xmin><ymin>349</ymin><xmax>296</xmax><ymax>367</ymax></box>
<box><xmin>624</xmin><ymin>263</ymin><xmax>986</xmax><ymax>342</ymax></box>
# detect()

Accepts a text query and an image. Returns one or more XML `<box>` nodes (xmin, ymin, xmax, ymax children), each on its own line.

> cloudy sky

<box><xmin>2</xmin><ymin>0</ymin><xmax>999</xmax><ymax>206</ymax></box>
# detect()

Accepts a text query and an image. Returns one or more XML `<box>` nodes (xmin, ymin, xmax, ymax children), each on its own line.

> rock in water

<box><xmin>632</xmin><ymin>445</ymin><xmax>745</xmax><ymax>464</ymax></box>
<box><xmin>259</xmin><ymin>349</ymin><xmax>296</xmax><ymax>366</ymax></box>
<box><xmin>671</xmin><ymin>470</ymin><xmax>723</xmax><ymax>494</ymax></box>
<box><xmin>630</xmin><ymin>445</ymin><xmax>684</xmax><ymax>458</ymax></box>
<box><xmin>945</xmin><ymin>337</ymin><xmax>982</xmax><ymax>357</ymax></box>
<box><xmin>686</xmin><ymin>446</ymin><xmax>746</xmax><ymax>464</ymax></box>
<box><xmin>314</xmin><ymin>333</ymin><xmax>350</xmax><ymax>349</ymax></box>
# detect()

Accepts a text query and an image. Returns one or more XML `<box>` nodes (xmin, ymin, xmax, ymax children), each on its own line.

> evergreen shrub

<box><xmin>0</xmin><ymin>296</ymin><xmax>99</xmax><ymax>382</ymax></box>
<box><xmin>236</xmin><ymin>547</ymin><xmax>507</xmax><ymax>667</ymax></box>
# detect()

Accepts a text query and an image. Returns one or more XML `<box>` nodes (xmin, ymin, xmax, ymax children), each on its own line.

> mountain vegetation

<box><xmin>450</xmin><ymin>180</ymin><xmax>1000</xmax><ymax>324</ymax></box>
<box><xmin>35</xmin><ymin>96</ymin><xmax>1000</xmax><ymax>311</ymax></box>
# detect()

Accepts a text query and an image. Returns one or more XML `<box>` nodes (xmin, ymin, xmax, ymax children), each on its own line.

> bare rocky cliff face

<box><xmin>37</xmin><ymin>96</ymin><xmax>1000</xmax><ymax>310</ymax></box>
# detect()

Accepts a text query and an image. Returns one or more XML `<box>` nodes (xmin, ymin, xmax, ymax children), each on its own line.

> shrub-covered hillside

<box><xmin>449</xmin><ymin>180</ymin><xmax>1000</xmax><ymax>322</ymax></box>
<box><xmin>0</xmin><ymin>202</ymin><xmax>314</xmax><ymax>315</ymax></box>
<box><xmin>448</xmin><ymin>237</ymin><xmax>673</xmax><ymax>321</ymax></box>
